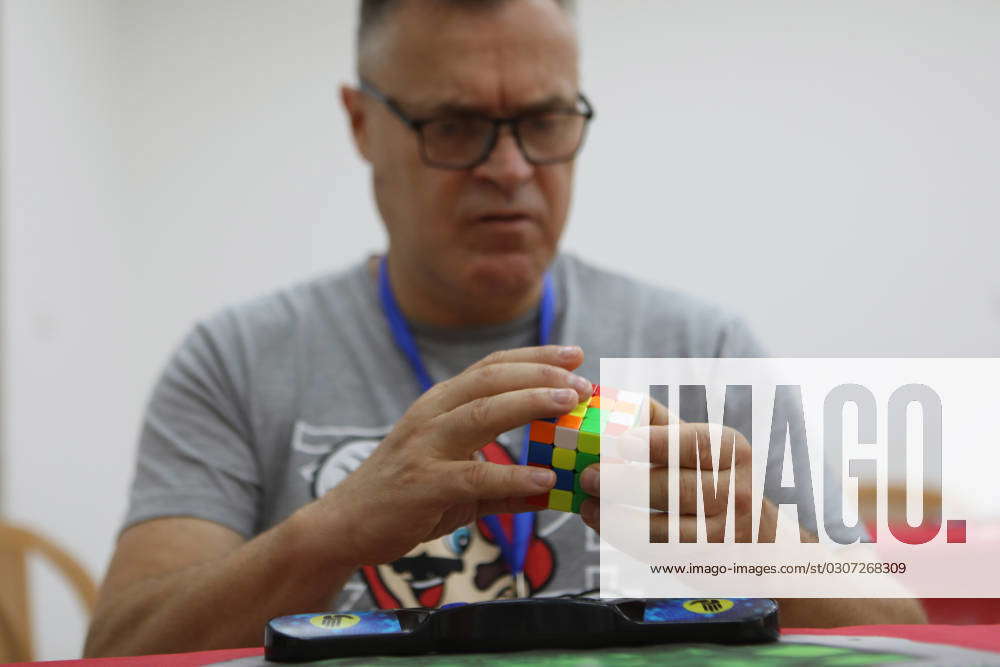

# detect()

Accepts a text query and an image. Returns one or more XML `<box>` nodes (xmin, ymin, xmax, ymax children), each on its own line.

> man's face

<box><xmin>353</xmin><ymin>0</ymin><xmax>581</xmax><ymax>300</ymax></box>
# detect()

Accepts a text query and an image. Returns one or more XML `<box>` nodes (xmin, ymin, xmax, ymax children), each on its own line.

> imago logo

<box><xmin>659</xmin><ymin>382</ymin><xmax>965</xmax><ymax>545</ymax></box>
<box><xmin>600</xmin><ymin>357</ymin><xmax>997</xmax><ymax>598</ymax></box>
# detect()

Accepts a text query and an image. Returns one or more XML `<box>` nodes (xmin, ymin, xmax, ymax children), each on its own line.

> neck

<box><xmin>370</xmin><ymin>253</ymin><xmax>545</xmax><ymax>328</ymax></box>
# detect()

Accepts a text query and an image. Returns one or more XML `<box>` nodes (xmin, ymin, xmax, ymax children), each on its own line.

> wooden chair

<box><xmin>0</xmin><ymin>522</ymin><xmax>98</xmax><ymax>662</ymax></box>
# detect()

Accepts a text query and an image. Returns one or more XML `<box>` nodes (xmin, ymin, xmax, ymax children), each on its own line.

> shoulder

<box><xmin>155</xmin><ymin>260</ymin><xmax>374</xmax><ymax>416</ymax></box>
<box><xmin>554</xmin><ymin>253</ymin><xmax>765</xmax><ymax>357</ymax></box>
<box><xmin>194</xmin><ymin>260</ymin><xmax>369</xmax><ymax>352</ymax></box>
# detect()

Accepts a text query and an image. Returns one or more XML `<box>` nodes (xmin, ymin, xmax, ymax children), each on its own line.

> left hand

<box><xmin>577</xmin><ymin>399</ymin><xmax>925</xmax><ymax>627</ymax></box>
<box><xmin>578</xmin><ymin>398</ymin><xmax>779</xmax><ymax>542</ymax></box>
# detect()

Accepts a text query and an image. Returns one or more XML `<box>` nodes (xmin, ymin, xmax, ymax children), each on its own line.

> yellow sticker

<box><xmin>310</xmin><ymin>613</ymin><xmax>361</xmax><ymax>630</ymax></box>
<box><xmin>683</xmin><ymin>599</ymin><xmax>734</xmax><ymax>614</ymax></box>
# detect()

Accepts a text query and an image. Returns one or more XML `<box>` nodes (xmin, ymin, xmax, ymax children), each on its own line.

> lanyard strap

<box><xmin>378</xmin><ymin>256</ymin><xmax>556</xmax><ymax>587</ymax></box>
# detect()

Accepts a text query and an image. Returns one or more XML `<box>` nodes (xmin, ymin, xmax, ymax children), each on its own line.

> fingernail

<box><xmin>558</xmin><ymin>345</ymin><xmax>581</xmax><ymax>359</ymax></box>
<box><xmin>569</xmin><ymin>374</ymin><xmax>591</xmax><ymax>395</ymax></box>
<box><xmin>531</xmin><ymin>469</ymin><xmax>555</xmax><ymax>489</ymax></box>
<box><xmin>581</xmin><ymin>466</ymin><xmax>599</xmax><ymax>494</ymax></box>
<box><xmin>550</xmin><ymin>388</ymin><xmax>577</xmax><ymax>404</ymax></box>
<box><xmin>624</xmin><ymin>426</ymin><xmax>651</xmax><ymax>439</ymax></box>
<box><xmin>619</xmin><ymin>429</ymin><xmax>648</xmax><ymax>458</ymax></box>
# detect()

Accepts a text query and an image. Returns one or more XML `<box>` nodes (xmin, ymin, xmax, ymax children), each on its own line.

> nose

<box><xmin>471</xmin><ymin>124</ymin><xmax>534</xmax><ymax>194</ymax></box>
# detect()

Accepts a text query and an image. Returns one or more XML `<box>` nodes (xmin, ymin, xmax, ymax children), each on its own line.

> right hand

<box><xmin>299</xmin><ymin>345</ymin><xmax>593</xmax><ymax>567</ymax></box>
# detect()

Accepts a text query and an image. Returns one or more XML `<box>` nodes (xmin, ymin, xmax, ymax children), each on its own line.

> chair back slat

<box><xmin>0</xmin><ymin>522</ymin><xmax>97</xmax><ymax>662</ymax></box>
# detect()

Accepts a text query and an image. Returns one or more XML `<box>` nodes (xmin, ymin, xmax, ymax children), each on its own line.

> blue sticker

<box><xmin>644</xmin><ymin>598</ymin><xmax>747</xmax><ymax>622</ymax></box>
<box><xmin>272</xmin><ymin>611</ymin><xmax>402</xmax><ymax>637</ymax></box>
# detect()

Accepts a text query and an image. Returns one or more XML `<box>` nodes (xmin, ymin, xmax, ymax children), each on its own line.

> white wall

<box><xmin>2</xmin><ymin>0</ymin><xmax>998</xmax><ymax>659</ymax></box>
<box><xmin>573</xmin><ymin>0</ymin><xmax>1000</xmax><ymax>357</ymax></box>
<box><xmin>2</xmin><ymin>0</ymin><xmax>127</xmax><ymax>659</ymax></box>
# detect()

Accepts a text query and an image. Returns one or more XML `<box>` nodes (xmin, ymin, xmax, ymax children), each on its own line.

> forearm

<box><xmin>776</xmin><ymin>597</ymin><xmax>927</xmax><ymax>628</ymax></box>
<box><xmin>84</xmin><ymin>509</ymin><xmax>355</xmax><ymax>657</ymax></box>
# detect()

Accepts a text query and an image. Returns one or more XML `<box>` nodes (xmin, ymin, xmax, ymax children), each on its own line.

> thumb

<box><xmin>445</xmin><ymin>461</ymin><xmax>556</xmax><ymax>501</ymax></box>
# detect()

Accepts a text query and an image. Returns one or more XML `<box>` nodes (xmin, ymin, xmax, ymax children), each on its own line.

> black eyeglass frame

<box><xmin>359</xmin><ymin>78</ymin><xmax>595</xmax><ymax>170</ymax></box>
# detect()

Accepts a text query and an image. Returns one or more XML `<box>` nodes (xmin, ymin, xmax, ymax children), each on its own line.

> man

<box><xmin>84</xmin><ymin>0</ymin><xmax>924</xmax><ymax>657</ymax></box>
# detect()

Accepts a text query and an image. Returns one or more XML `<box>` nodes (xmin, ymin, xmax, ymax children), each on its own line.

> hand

<box><xmin>300</xmin><ymin>345</ymin><xmax>594</xmax><ymax>566</ymax></box>
<box><xmin>578</xmin><ymin>399</ymin><xmax>778</xmax><ymax>543</ymax></box>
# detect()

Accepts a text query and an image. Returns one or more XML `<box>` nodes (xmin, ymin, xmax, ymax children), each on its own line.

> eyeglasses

<box><xmin>359</xmin><ymin>79</ymin><xmax>595</xmax><ymax>170</ymax></box>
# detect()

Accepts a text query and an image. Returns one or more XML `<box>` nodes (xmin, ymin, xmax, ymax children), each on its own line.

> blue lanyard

<box><xmin>377</xmin><ymin>256</ymin><xmax>556</xmax><ymax>587</ymax></box>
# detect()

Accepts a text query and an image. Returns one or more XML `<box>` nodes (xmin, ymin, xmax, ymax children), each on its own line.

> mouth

<box><xmin>475</xmin><ymin>212</ymin><xmax>533</xmax><ymax>224</ymax></box>
<box><xmin>409</xmin><ymin>577</ymin><xmax>445</xmax><ymax>607</ymax></box>
<box><xmin>409</xmin><ymin>576</ymin><xmax>444</xmax><ymax>591</ymax></box>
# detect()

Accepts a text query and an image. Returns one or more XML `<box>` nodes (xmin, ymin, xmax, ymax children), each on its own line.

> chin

<box><xmin>462</xmin><ymin>251</ymin><xmax>548</xmax><ymax>296</ymax></box>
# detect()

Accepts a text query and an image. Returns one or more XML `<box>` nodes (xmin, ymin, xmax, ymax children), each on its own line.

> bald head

<box><xmin>356</xmin><ymin>0</ymin><xmax>577</xmax><ymax>78</ymax></box>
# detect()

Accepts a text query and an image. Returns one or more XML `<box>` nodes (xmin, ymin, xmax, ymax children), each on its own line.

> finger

<box><xmin>441</xmin><ymin>460</ymin><xmax>556</xmax><ymax>502</ymax></box>
<box><xmin>584</xmin><ymin>500</ymin><xmax>742</xmax><ymax>545</ymax></box>
<box><xmin>414</xmin><ymin>361</ymin><xmax>592</xmax><ymax>421</ymax></box>
<box><xmin>580</xmin><ymin>497</ymin><xmax>599</xmax><ymax>532</ymax></box>
<box><xmin>649</xmin><ymin>466</ymin><xmax>735</xmax><ymax>515</ymax></box>
<box><xmin>622</xmin><ymin>423</ymin><xmax>746</xmax><ymax>470</ymax></box>
<box><xmin>467</xmin><ymin>345</ymin><xmax>584</xmax><ymax>373</ymax></box>
<box><xmin>430</xmin><ymin>386</ymin><xmax>582</xmax><ymax>458</ymax></box>
<box><xmin>579</xmin><ymin>464</ymin><xmax>599</xmax><ymax>496</ymax></box>
<box><xmin>650</xmin><ymin>512</ymin><xmax>730</xmax><ymax>543</ymax></box>
<box><xmin>582</xmin><ymin>500</ymin><xmax>732</xmax><ymax>545</ymax></box>
<box><xmin>648</xmin><ymin>396</ymin><xmax>680</xmax><ymax>426</ymax></box>
<box><xmin>591</xmin><ymin>503</ymin><xmax>728</xmax><ymax>543</ymax></box>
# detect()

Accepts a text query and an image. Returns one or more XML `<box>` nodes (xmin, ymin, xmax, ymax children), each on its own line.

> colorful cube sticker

<box><xmin>553</xmin><ymin>426</ymin><xmax>579</xmax><ymax>450</ymax></box>
<box><xmin>548</xmin><ymin>489</ymin><xmax>573</xmax><ymax>512</ymax></box>
<box><xmin>525</xmin><ymin>384</ymin><xmax>646</xmax><ymax>514</ymax></box>
<box><xmin>552</xmin><ymin>447</ymin><xmax>576</xmax><ymax>470</ymax></box>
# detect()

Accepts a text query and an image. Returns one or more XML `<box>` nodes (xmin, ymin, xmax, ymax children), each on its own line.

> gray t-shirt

<box><xmin>124</xmin><ymin>253</ymin><xmax>849</xmax><ymax>610</ymax></box>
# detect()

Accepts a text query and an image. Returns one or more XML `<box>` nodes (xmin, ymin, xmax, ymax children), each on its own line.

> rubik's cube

<box><xmin>525</xmin><ymin>385</ymin><xmax>646</xmax><ymax>513</ymax></box>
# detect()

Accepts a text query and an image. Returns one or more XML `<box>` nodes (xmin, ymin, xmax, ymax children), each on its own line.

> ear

<box><xmin>340</xmin><ymin>84</ymin><xmax>372</xmax><ymax>163</ymax></box>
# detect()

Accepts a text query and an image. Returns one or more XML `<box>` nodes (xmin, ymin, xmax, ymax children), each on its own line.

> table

<box><xmin>15</xmin><ymin>625</ymin><xmax>1000</xmax><ymax>666</ymax></box>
